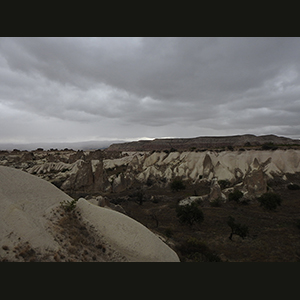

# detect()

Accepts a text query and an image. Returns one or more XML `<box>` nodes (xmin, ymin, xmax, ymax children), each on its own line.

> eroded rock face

<box><xmin>243</xmin><ymin>167</ymin><xmax>267</xmax><ymax>199</ymax></box>
<box><xmin>209</xmin><ymin>177</ymin><xmax>226</xmax><ymax>202</ymax></box>
<box><xmin>61</xmin><ymin>160</ymin><xmax>108</xmax><ymax>195</ymax></box>
<box><xmin>1</xmin><ymin>148</ymin><xmax>300</xmax><ymax>199</ymax></box>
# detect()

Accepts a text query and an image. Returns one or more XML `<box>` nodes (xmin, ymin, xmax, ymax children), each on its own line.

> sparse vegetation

<box><xmin>130</xmin><ymin>188</ymin><xmax>146</xmax><ymax>205</ymax></box>
<box><xmin>258</xmin><ymin>192</ymin><xmax>282</xmax><ymax>211</ymax></box>
<box><xmin>210</xmin><ymin>197</ymin><xmax>222</xmax><ymax>207</ymax></box>
<box><xmin>261</xmin><ymin>142</ymin><xmax>278</xmax><ymax>150</ymax></box>
<box><xmin>178</xmin><ymin>237</ymin><xmax>222</xmax><ymax>262</ymax></box>
<box><xmin>296</xmin><ymin>219</ymin><xmax>300</xmax><ymax>230</ymax></box>
<box><xmin>287</xmin><ymin>183</ymin><xmax>300</xmax><ymax>190</ymax></box>
<box><xmin>164</xmin><ymin>228</ymin><xmax>173</xmax><ymax>238</ymax></box>
<box><xmin>227</xmin><ymin>215</ymin><xmax>249</xmax><ymax>240</ymax></box>
<box><xmin>228</xmin><ymin>189</ymin><xmax>243</xmax><ymax>203</ymax></box>
<box><xmin>218</xmin><ymin>179</ymin><xmax>230</xmax><ymax>189</ymax></box>
<box><xmin>60</xmin><ymin>198</ymin><xmax>78</xmax><ymax>212</ymax></box>
<box><xmin>176</xmin><ymin>202</ymin><xmax>204</xmax><ymax>226</ymax></box>
<box><xmin>170</xmin><ymin>178</ymin><xmax>186</xmax><ymax>192</ymax></box>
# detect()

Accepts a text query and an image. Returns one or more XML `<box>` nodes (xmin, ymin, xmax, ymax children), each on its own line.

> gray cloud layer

<box><xmin>0</xmin><ymin>37</ymin><xmax>300</xmax><ymax>147</ymax></box>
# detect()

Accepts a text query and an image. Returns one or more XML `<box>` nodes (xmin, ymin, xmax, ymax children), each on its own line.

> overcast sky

<box><xmin>1</xmin><ymin>37</ymin><xmax>300</xmax><ymax>148</ymax></box>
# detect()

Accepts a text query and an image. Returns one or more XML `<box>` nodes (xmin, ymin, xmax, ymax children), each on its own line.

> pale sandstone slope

<box><xmin>0</xmin><ymin>166</ymin><xmax>179</xmax><ymax>262</ymax></box>
<box><xmin>77</xmin><ymin>199</ymin><xmax>180</xmax><ymax>262</ymax></box>
<box><xmin>0</xmin><ymin>165</ymin><xmax>72</xmax><ymax>253</ymax></box>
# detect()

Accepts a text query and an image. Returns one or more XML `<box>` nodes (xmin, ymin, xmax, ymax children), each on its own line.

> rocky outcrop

<box><xmin>60</xmin><ymin>160</ymin><xmax>108</xmax><ymax>195</ymax></box>
<box><xmin>1</xmin><ymin>147</ymin><xmax>300</xmax><ymax>202</ymax></box>
<box><xmin>242</xmin><ymin>161</ymin><xmax>268</xmax><ymax>199</ymax></box>
<box><xmin>90</xmin><ymin>196</ymin><xmax>127</xmax><ymax>215</ymax></box>
<box><xmin>102</xmin><ymin>149</ymin><xmax>300</xmax><ymax>194</ymax></box>
<box><xmin>209</xmin><ymin>177</ymin><xmax>226</xmax><ymax>202</ymax></box>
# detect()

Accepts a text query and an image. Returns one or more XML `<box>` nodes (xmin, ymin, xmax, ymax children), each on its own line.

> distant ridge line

<box><xmin>106</xmin><ymin>134</ymin><xmax>300</xmax><ymax>151</ymax></box>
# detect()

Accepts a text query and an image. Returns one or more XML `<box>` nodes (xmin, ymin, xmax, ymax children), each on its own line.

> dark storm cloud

<box><xmin>0</xmin><ymin>37</ymin><xmax>300</xmax><ymax>146</ymax></box>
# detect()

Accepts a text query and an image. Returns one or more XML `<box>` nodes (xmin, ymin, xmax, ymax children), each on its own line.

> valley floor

<box><xmin>104</xmin><ymin>173</ymin><xmax>300</xmax><ymax>262</ymax></box>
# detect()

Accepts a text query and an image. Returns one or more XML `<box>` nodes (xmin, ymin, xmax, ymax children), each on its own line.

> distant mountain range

<box><xmin>0</xmin><ymin>140</ymin><xmax>125</xmax><ymax>151</ymax></box>
<box><xmin>1</xmin><ymin>134</ymin><xmax>300</xmax><ymax>152</ymax></box>
<box><xmin>106</xmin><ymin>134</ymin><xmax>300</xmax><ymax>151</ymax></box>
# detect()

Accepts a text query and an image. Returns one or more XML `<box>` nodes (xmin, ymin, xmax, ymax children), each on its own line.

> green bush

<box><xmin>164</xmin><ymin>228</ymin><xmax>173</xmax><ymax>238</ymax></box>
<box><xmin>60</xmin><ymin>199</ymin><xmax>78</xmax><ymax>212</ymax></box>
<box><xmin>178</xmin><ymin>237</ymin><xmax>221</xmax><ymax>262</ymax></box>
<box><xmin>287</xmin><ymin>183</ymin><xmax>300</xmax><ymax>190</ymax></box>
<box><xmin>228</xmin><ymin>189</ymin><xmax>243</xmax><ymax>203</ymax></box>
<box><xmin>210</xmin><ymin>198</ymin><xmax>222</xmax><ymax>207</ymax></box>
<box><xmin>170</xmin><ymin>178</ymin><xmax>186</xmax><ymax>192</ymax></box>
<box><xmin>258</xmin><ymin>192</ymin><xmax>282</xmax><ymax>211</ymax></box>
<box><xmin>296</xmin><ymin>219</ymin><xmax>300</xmax><ymax>230</ymax></box>
<box><xmin>227</xmin><ymin>216</ymin><xmax>249</xmax><ymax>240</ymax></box>
<box><xmin>218</xmin><ymin>179</ymin><xmax>230</xmax><ymax>189</ymax></box>
<box><xmin>176</xmin><ymin>202</ymin><xmax>204</xmax><ymax>226</ymax></box>
<box><xmin>261</xmin><ymin>143</ymin><xmax>278</xmax><ymax>150</ymax></box>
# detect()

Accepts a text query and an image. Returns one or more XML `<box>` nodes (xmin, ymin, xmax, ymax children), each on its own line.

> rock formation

<box><xmin>1</xmin><ymin>146</ymin><xmax>300</xmax><ymax>201</ymax></box>
<box><xmin>209</xmin><ymin>177</ymin><xmax>226</xmax><ymax>202</ymax></box>
<box><xmin>0</xmin><ymin>166</ymin><xmax>179</xmax><ymax>262</ymax></box>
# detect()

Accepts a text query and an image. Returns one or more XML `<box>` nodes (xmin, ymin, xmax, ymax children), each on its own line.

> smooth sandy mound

<box><xmin>0</xmin><ymin>166</ymin><xmax>179</xmax><ymax>262</ymax></box>
<box><xmin>0</xmin><ymin>166</ymin><xmax>73</xmax><ymax>254</ymax></box>
<box><xmin>76</xmin><ymin>199</ymin><xmax>180</xmax><ymax>262</ymax></box>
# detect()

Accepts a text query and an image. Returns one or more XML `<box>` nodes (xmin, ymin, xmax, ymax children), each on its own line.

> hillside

<box><xmin>0</xmin><ymin>166</ymin><xmax>179</xmax><ymax>262</ymax></box>
<box><xmin>1</xmin><ymin>135</ymin><xmax>300</xmax><ymax>261</ymax></box>
<box><xmin>106</xmin><ymin>134</ymin><xmax>300</xmax><ymax>152</ymax></box>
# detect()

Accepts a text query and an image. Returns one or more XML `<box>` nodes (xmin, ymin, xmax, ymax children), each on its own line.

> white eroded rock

<box><xmin>76</xmin><ymin>199</ymin><xmax>180</xmax><ymax>262</ymax></box>
<box><xmin>0</xmin><ymin>166</ymin><xmax>72</xmax><ymax>253</ymax></box>
<box><xmin>0</xmin><ymin>166</ymin><xmax>179</xmax><ymax>262</ymax></box>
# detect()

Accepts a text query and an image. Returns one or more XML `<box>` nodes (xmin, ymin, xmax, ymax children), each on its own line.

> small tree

<box><xmin>176</xmin><ymin>202</ymin><xmax>204</xmax><ymax>226</ymax></box>
<box><xmin>131</xmin><ymin>188</ymin><xmax>145</xmax><ymax>205</ymax></box>
<box><xmin>258</xmin><ymin>192</ymin><xmax>282</xmax><ymax>211</ymax></box>
<box><xmin>227</xmin><ymin>216</ymin><xmax>249</xmax><ymax>240</ymax></box>
<box><xmin>60</xmin><ymin>199</ymin><xmax>78</xmax><ymax>212</ymax></box>
<box><xmin>178</xmin><ymin>237</ymin><xmax>221</xmax><ymax>262</ymax></box>
<box><xmin>218</xmin><ymin>179</ymin><xmax>230</xmax><ymax>189</ymax></box>
<box><xmin>171</xmin><ymin>178</ymin><xmax>186</xmax><ymax>192</ymax></box>
<box><xmin>287</xmin><ymin>183</ymin><xmax>300</xmax><ymax>190</ymax></box>
<box><xmin>228</xmin><ymin>189</ymin><xmax>243</xmax><ymax>203</ymax></box>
